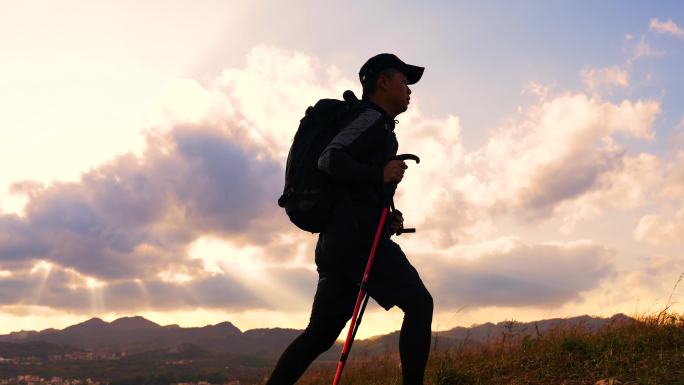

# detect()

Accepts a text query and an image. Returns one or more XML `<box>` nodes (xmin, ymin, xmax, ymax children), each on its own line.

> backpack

<box><xmin>277</xmin><ymin>90</ymin><xmax>362</xmax><ymax>233</ymax></box>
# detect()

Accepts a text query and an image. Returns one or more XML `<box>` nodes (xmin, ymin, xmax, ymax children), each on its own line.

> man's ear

<box><xmin>377</xmin><ymin>74</ymin><xmax>390</xmax><ymax>92</ymax></box>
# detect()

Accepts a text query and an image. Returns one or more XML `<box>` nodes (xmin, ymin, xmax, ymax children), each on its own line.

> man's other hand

<box><xmin>389</xmin><ymin>210</ymin><xmax>404</xmax><ymax>234</ymax></box>
<box><xmin>383</xmin><ymin>160</ymin><xmax>407</xmax><ymax>184</ymax></box>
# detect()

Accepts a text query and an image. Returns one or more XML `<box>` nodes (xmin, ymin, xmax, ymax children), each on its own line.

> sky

<box><xmin>1</xmin><ymin>0</ymin><xmax>683</xmax><ymax>340</ymax></box>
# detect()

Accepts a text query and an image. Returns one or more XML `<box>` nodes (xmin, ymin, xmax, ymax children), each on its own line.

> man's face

<box><xmin>383</xmin><ymin>71</ymin><xmax>411</xmax><ymax>115</ymax></box>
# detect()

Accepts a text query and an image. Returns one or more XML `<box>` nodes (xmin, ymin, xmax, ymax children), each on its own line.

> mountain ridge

<box><xmin>0</xmin><ymin>313</ymin><xmax>636</xmax><ymax>358</ymax></box>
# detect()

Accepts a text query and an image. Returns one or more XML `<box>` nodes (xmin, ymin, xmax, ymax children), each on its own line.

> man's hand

<box><xmin>389</xmin><ymin>210</ymin><xmax>404</xmax><ymax>234</ymax></box>
<box><xmin>383</xmin><ymin>160</ymin><xmax>408</xmax><ymax>184</ymax></box>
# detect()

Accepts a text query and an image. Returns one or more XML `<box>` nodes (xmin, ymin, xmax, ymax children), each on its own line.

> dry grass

<box><xmin>295</xmin><ymin>310</ymin><xmax>684</xmax><ymax>385</ymax></box>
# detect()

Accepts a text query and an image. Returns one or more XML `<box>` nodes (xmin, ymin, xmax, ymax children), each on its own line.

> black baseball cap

<box><xmin>359</xmin><ymin>53</ymin><xmax>424</xmax><ymax>85</ymax></box>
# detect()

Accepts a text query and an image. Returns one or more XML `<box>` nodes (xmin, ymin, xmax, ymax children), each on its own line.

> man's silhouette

<box><xmin>266</xmin><ymin>53</ymin><xmax>433</xmax><ymax>385</ymax></box>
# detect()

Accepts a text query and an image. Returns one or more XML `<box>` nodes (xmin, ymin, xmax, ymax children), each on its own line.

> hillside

<box><xmin>2</xmin><ymin>312</ymin><xmax>679</xmax><ymax>384</ymax></box>
<box><xmin>299</xmin><ymin>311</ymin><xmax>684</xmax><ymax>385</ymax></box>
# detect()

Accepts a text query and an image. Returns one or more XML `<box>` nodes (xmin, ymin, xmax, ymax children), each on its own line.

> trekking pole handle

<box><xmin>393</xmin><ymin>153</ymin><xmax>420</xmax><ymax>163</ymax></box>
<box><xmin>389</xmin><ymin>155</ymin><xmax>419</xmax><ymax>235</ymax></box>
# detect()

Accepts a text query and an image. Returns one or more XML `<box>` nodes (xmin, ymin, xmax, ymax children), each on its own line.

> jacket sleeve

<box><xmin>317</xmin><ymin>108</ymin><xmax>385</xmax><ymax>188</ymax></box>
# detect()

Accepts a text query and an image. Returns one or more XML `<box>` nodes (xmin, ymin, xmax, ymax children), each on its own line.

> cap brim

<box><xmin>402</xmin><ymin>64</ymin><xmax>424</xmax><ymax>85</ymax></box>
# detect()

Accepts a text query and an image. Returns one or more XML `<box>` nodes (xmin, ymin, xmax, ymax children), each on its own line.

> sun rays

<box><xmin>29</xmin><ymin>260</ymin><xmax>53</xmax><ymax>306</ymax></box>
<box><xmin>188</xmin><ymin>236</ymin><xmax>311</xmax><ymax>310</ymax></box>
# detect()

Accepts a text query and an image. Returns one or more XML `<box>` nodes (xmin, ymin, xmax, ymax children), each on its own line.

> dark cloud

<box><xmin>107</xmin><ymin>275</ymin><xmax>264</xmax><ymax>311</ymax></box>
<box><xmin>519</xmin><ymin>146</ymin><xmax>623</xmax><ymax>217</ymax></box>
<box><xmin>171</xmin><ymin>128</ymin><xmax>282</xmax><ymax>237</ymax></box>
<box><xmin>0</xmin><ymin>268</ymin><xmax>87</xmax><ymax>308</ymax></box>
<box><xmin>0</xmin><ymin>215</ymin><xmax>48</xmax><ymax>269</ymax></box>
<box><xmin>0</xmin><ymin>266</ymin><xmax>263</xmax><ymax>312</ymax></box>
<box><xmin>0</xmin><ymin>125</ymin><xmax>285</xmax><ymax>283</ymax></box>
<box><xmin>423</xmin><ymin>239</ymin><xmax>615</xmax><ymax>309</ymax></box>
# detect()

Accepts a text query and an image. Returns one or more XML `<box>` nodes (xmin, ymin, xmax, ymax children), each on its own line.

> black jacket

<box><xmin>315</xmin><ymin>101</ymin><xmax>398</xmax><ymax>270</ymax></box>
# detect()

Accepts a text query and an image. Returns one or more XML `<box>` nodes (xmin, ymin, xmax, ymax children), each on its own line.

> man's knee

<box><xmin>399</xmin><ymin>285</ymin><xmax>433</xmax><ymax>316</ymax></box>
<box><xmin>304</xmin><ymin>316</ymin><xmax>348</xmax><ymax>352</ymax></box>
<box><xmin>419</xmin><ymin>287</ymin><xmax>434</xmax><ymax>315</ymax></box>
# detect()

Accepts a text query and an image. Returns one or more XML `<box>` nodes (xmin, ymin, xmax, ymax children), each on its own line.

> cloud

<box><xmin>581</xmin><ymin>66</ymin><xmax>630</xmax><ymax>94</ymax></box>
<box><xmin>215</xmin><ymin>45</ymin><xmax>358</xmax><ymax>161</ymax></box>
<box><xmin>423</xmin><ymin>238</ymin><xmax>615</xmax><ymax>309</ymax></box>
<box><xmin>626</xmin><ymin>35</ymin><xmax>664</xmax><ymax>64</ymax></box>
<box><xmin>650</xmin><ymin>18</ymin><xmax>684</xmax><ymax>39</ymax></box>
<box><xmin>0</xmin><ymin>264</ymin><xmax>263</xmax><ymax>312</ymax></box>
<box><xmin>629</xmin><ymin>255</ymin><xmax>684</xmax><ymax>286</ymax></box>
<box><xmin>664</xmin><ymin>150</ymin><xmax>684</xmax><ymax>197</ymax></box>
<box><xmin>390</xmin><ymin>112</ymin><xmax>479</xmax><ymax>246</ymax></box>
<box><xmin>633</xmin><ymin>209</ymin><xmax>684</xmax><ymax>246</ymax></box>
<box><xmin>454</xmin><ymin>93</ymin><xmax>658</xmax><ymax>219</ymax></box>
<box><xmin>1</xmin><ymin>126</ymin><xmax>284</xmax><ymax>281</ymax></box>
<box><xmin>633</xmin><ymin>151</ymin><xmax>684</xmax><ymax>246</ymax></box>
<box><xmin>554</xmin><ymin>153</ymin><xmax>663</xmax><ymax>231</ymax></box>
<box><xmin>389</xmin><ymin>81</ymin><xmax>661</xmax><ymax>248</ymax></box>
<box><xmin>0</xmin><ymin>45</ymin><xmax>669</xmax><ymax>318</ymax></box>
<box><xmin>611</xmin><ymin>255</ymin><xmax>684</xmax><ymax>311</ymax></box>
<box><xmin>0</xmin><ymin>45</ymin><xmax>355</xmax><ymax>313</ymax></box>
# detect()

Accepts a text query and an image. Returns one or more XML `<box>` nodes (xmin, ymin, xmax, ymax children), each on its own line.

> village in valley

<box><xmin>0</xmin><ymin>376</ymin><xmax>242</xmax><ymax>385</ymax></box>
<box><xmin>0</xmin><ymin>375</ymin><xmax>102</xmax><ymax>385</ymax></box>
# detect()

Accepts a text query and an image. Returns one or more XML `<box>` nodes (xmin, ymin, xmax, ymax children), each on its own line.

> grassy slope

<box><xmin>297</xmin><ymin>311</ymin><xmax>684</xmax><ymax>385</ymax></box>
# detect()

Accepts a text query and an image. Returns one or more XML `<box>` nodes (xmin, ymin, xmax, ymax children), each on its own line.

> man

<box><xmin>266</xmin><ymin>53</ymin><xmax>433</xmax><ymax>385</ymax></box>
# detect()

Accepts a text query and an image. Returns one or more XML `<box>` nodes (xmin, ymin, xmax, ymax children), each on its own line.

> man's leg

<box><xmin>266</xmin><ymin>272</ymin><xmax>358</xmax><ymax>385</ymax></box>
<box><xmin>367</xmin><ymin>241</ymin><xmax>434</xmax><ymax>385</ymax></box>
<box><xmin>265</xmin><ymin>315</ymin><xmax>347</xmax><ymax>385</ymax></box>
<box><xmin>395</xmin><ymin>283</ymin><xmax>433</xmax><ymax>385</ymax></box>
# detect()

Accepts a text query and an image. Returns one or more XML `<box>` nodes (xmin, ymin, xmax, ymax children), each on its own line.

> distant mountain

<box><xmin>0</xmin><ymin>341</ymin><xmax>81</xmax><ymax>358</ymax></box>
<box><xmin>110</xmin><ymin>316</ymin><xmax>161</xmax><ymax>331</ymax></box>
<box><xmin>3</xmin><ymin>330</ymin><xmax>40</xmax><ymax>340</ymax></box>
<box><xmin>436</xmin><ymin>313</ymin><xmax>634</xmax><ymax>342</ymax></box>
<box><xmin>0</xmin><ymin>316</ymin><xmax>242</xmax><ymax>354</ymax></box>
<box><xmin>0</xmin><ymin>313</ymin><xmax>636</xmax><ymax>358</ymax></box>
<box><xmin>351</xmin><ymin>313</ymin><xmax>636</xmax><ymax>356</ymax></box>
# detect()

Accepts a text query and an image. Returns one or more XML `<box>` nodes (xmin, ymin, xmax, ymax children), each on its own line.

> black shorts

<box><xmin>310</xmin><ymin>238</ymin><xmax>427</xmax><ymax>322</ymax></box>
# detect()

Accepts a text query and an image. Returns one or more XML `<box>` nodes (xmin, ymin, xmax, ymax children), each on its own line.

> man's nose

<box><xmin>407</xmin><ymin>87</ymin><xmax>411</xmax><ymax>95</ymax></box>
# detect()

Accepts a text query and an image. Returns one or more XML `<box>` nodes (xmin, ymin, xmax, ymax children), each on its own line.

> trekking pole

<box><xmin>332</xmin><ymin>154</ymin><xmax>420</xmax><ymax>385</ymax></box>
<box><xmin>332</xmin><ymin>206</ymin><xmax>388</xmax><ymax>385</ymax></box>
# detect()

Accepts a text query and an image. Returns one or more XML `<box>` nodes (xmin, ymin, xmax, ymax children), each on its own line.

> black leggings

<box><xmin>265</xmin><ymin>285</ymin><xmax>433</xmax><ymax>385</ymax></box>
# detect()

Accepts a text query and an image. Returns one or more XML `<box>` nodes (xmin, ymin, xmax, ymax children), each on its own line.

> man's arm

<box><xmin>317</xmin><ymin>109</ymin><xmax>385</xmax><ymax>187</ymax></box>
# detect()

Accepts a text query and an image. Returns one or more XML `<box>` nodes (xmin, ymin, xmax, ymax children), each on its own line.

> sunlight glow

<box><xmin>188</xmin><ymin>237</ymin><xmax>266</xmax><ymax>279</ymax></box>
<box><xmin>30</xmin><ymin>260</ymin><xmax>53</xmax><ymax>275</ymax></box>
<box><xmin>188</xmin><ymin>236</ymin><xmax>310</xmax><ymax>310</ymax></box>
<box><xmin>85</xmin><ymin>277</ymin><xmax>105</xmax><ymax>289</ymax></box>
<box><xmin>29</xmin><ymin>261</ymin><xmax>53</xmax><ymax>306</ymax></box>
<box><xmin>87</xmin><ymin>278</ymin><xmax>106</xmax><ymax>314</ymax></box>
<box><xmin>157</xmin><ymin>270</ymin><xmax>194</xmax><ymax>284</ymax></box>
